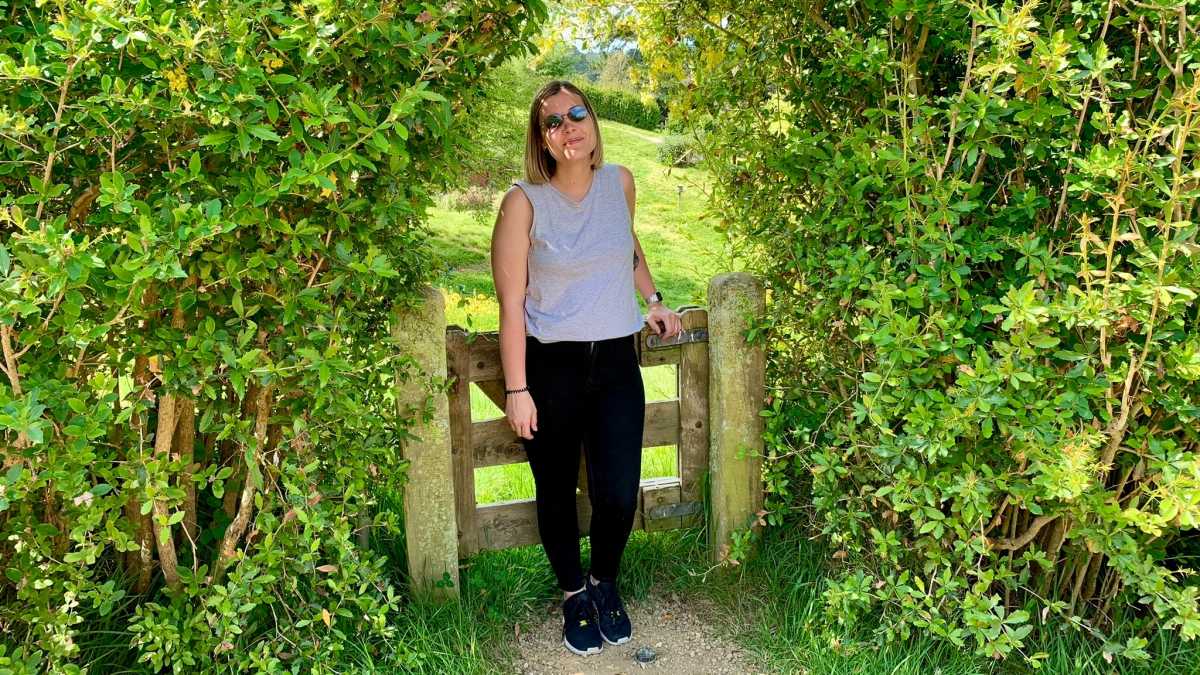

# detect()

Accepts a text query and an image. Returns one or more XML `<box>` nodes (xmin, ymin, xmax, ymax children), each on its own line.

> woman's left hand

<box><xmin>646</xmin><ymin>303</ymin><xmax>682</xmax><ymax>340</ymax></box>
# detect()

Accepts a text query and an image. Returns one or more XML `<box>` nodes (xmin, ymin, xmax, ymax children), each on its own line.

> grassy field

<box><xmin>426</xmin><ymin>110</ymin><xmax>732</xmax><ymax>504</ymax></box>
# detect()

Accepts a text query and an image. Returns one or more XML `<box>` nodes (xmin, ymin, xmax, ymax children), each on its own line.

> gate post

<box><xmin>707</xmin><ymin>273</ymin><xmax>766</xmax><ymax>566</ymax></box>
<box><xmin>394</xmin><ymin>286</ymin><xmax>459</xmax><ymax>601</ymax></box>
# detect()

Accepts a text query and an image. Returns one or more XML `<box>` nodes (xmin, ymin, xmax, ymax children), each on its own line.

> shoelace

<box><xmin>592</xmin><ymin>582</ymin><xmax>626</xmax><ymax>621</ymax></box>
<box><xmin>567</xmin><ymin>594</ymin><xmax>595</xmax><ymax>628</ymax></box>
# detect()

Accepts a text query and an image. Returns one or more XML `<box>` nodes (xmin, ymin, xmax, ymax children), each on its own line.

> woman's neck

<box><xmin>551</xmin><ymin>160</ymin><xmax>593</xmax><ymax>190</ymax></box>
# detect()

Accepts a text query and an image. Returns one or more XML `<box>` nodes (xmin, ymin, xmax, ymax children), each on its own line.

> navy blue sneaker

<box><xmin>561</xmin><ymin>587</ymin><xmax>603</xmax><ymax>656</ymax></box>
<box><xmin>587</xmin><ymin>576</ymin><xmax>632</xmax><ymax>645</ymax></box>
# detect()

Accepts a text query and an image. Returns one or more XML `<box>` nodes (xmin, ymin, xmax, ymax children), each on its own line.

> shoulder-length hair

<box><xmin>523</xmin><ymin>80</ymin><xmax>604</xmax><ymax>184</ymax></box>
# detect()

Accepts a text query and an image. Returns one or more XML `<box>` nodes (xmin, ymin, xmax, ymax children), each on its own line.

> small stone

<box><xmin>634</xmin><ymin>646</ymin><xmax>657</xmax><ymax>663</ymax></box>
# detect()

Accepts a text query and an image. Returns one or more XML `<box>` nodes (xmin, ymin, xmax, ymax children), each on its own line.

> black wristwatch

<box><xmin>646</xmin><ymin>290</ymin><xmax>664</xmax><ymax>305</ymax></box>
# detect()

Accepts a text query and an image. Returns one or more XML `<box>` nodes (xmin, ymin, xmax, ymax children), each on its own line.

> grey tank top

<box><xmin>513</xmin><ymin>162</ymin><xmax>645</xmax><ymax>343</ymax></box>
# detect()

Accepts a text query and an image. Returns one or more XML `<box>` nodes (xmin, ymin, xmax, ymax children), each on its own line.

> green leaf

<box><xmin>199</xmin><ymin>131</ymin><xmax>235</xmax><ymax>147</ymax></box>
<box><xmin>1029</xmin><ymin>335</ymin><xmax>1060</xmax><ymax>349</ymax></box>
<box><xmin>249</xmin><ymin>125</ymin><xmax>282</xmax><ymax>142</ymax></box>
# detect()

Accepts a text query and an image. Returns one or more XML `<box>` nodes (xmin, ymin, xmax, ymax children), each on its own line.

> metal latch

<box><xmin>645</xmin><ymin>501</ymin><xmax>703</xmax><ymax>520</ymax></box>
<box><xmin>645</xmin><ymin>328</ymin><xmax>708</xmax><ymax>349</ymax></box>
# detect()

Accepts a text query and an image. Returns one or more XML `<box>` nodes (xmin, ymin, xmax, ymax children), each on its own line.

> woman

<box><xmin>490</xmin><ymin>80</ymin><xmax>682</xmax><ymax>656</ymax></box>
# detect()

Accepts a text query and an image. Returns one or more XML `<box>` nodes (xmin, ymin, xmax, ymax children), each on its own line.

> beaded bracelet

<box><xmin>505</xmin><ymin>386</ymin><xmax>529</xmax><ymax>396</ymax></box>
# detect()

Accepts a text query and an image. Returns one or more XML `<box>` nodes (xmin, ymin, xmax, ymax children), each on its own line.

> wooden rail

<box><xmin>445</xmin><ymin>307</ymin><xmax>710</xmax><ymax>557</ymax></box>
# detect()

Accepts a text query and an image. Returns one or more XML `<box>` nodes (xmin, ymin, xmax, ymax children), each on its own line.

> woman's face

<box><xmin>538</xmin><ymin>90</ymin><xmax>596</xmax><ymax>165</ymax></box>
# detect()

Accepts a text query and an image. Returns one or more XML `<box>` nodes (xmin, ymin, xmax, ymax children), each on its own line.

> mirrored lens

<box><xmin>542</xmin><ymin>106</ymin><xmax>588</xmax><ymax>131</ymax></box>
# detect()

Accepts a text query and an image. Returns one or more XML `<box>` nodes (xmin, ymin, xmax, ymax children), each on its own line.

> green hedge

<box><xmin>0</xmin><ymin>1</ymin><xmax>543</xmax><ymax>670</ymax></box>
<box><xmin>630</xmin><ymin>0</ymin><xmax>1200</xmax><ymax>666</ymax></box>
<box><xmin>580</xmin><ymin>84</ymin><xmax>664</xmax><ymax>131</ymax></box>
<box><xmin>657</xmin><ymin>134</ymin><xmax>703</xmax><ymax>167</ymax></box>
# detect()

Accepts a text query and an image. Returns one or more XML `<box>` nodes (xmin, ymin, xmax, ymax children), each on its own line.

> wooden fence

<box><xmin>392</xmin><ymin>273</ymin><xmax>765</xmax><ymax>601</ymax></box>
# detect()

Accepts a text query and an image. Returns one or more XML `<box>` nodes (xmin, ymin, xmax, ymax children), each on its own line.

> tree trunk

<box><xmin>150</xmin><ymin>392</ymin><xmax>182</xmax><ymax>593</ymax></box>
<box><xmin>213</xmin><ymin>382</ymin><xmax>272</xmax><ymax>584</ymax></box>
<box><xmin>173</xmin><ymin>395</ymin><xmax>197</xmax><ymax>556</ymax></box>
<box><xmin>128</xmin><ymin>354</ymin><xmax>156</xmax><ymax>593</ymax></box>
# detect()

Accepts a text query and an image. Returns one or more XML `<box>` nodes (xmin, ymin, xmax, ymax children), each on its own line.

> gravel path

<box><xmin>512</xmin><ymin>589</ymin><xmax>768</xmax><ymax>675</ymax></box>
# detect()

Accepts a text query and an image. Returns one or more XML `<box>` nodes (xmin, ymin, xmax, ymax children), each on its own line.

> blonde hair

<box><xmin>523</xmin><ymin>80</ymin><xmax>604</xmax><ymax>184</ymax></box>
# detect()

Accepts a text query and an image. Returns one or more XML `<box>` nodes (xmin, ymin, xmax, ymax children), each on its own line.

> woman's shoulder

<box><xmin>503</xmin><ymin>183</ymin><xmax>534</xmax><ymax>207</ymax></box>
<box><xmin>496</xmin><ymin>185</ymin><xmax>533</xmax><ymax>227</ymax></box>
<box><xmin>604</xmin><ymin>162</ymin><xmax>635</xmax><ymax>189</ymax></box>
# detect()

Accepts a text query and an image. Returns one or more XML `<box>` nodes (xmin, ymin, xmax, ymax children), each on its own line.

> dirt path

<box><xmin>512</xmin><ymin>590</ymin><xmax>768</xmax><ymax>675</ymax></box>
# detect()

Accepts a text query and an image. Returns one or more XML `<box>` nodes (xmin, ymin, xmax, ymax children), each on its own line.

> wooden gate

<box><xmin>445</xmin><ymin>306</ymin><xmax>711</xmax><ymax>557</ymax></box>
<box><xmin>392</xmin><ymin>272</ymin><xmax>765</xmax><ymax>601</ymax></box>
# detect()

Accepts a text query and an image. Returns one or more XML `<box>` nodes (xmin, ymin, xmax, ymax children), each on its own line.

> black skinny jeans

<box><xmin>520</xmin><ymin>331</ymin><xmax>645</xmax><ymax>592</ymax></box>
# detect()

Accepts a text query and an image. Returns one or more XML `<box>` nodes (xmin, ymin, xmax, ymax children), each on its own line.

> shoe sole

<box><xmin>599</xmin><ymin>628</ymin><xmax>632</xmax><ymax>645</ymax></box>
<box><xmin>562</xmin><ymin>635</ymin><xmax>602</xmax><ymax>656</ymax></box>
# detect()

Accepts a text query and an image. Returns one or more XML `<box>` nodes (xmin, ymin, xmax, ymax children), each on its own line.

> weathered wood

<box><xmin>468</xmin><ymin>325</ymin><xmax>687</xmax><ymax>379</ymax></box>
<box><xmin>396</xmin><ymin>287</ymin><xmax>459</xmax><ymax>600</ymax></box>
<box><xmin>642</xmin><ymin>476</ymin><xmax>683</xmax><ymax>532</ymax></box>
<box><xmin>708</xmin><ymin>273</ymin><xmax>766</xmax><ymax>567</ymax></box>
<box><xmin>476</xmin><ymin>494</ymin><xmax>592</xmax><ymax>551</ymax></box>
<box><xmin>639</xmin><ymin>344</ymin><xmax>680</xmax><ymax>367</ymax></box>
<box><xmin>677</xmin><ymin>308</ymin><xmax>710</xmax><ymax>528</ymax></box>
<box><xmin>467</xmin><ymin>334</ymin><xmax>503</xmax><ymax>382</ymax></box>
<box><xmin>430</xmin><ymin>278</ymin><xmax>766</xmax><ymax>570</ymax></box>
<box><xmin>446</xmin><ymin>328</ymin><xmax>478</xmax><ymax>558</ymax></box>
<box><xmin>476</xmin><ymin>479</ymin><xmax>660</xmax><ymax>551</ymax></box>
<box><xmin>474</xmin><ymin>379</ymin><xmax>507</xmax><ymax>412</ymax></box>
<box><xmin>471</xmin><ymin>399</ymin><xmax>681</xmax><ymax>467</ymax></box>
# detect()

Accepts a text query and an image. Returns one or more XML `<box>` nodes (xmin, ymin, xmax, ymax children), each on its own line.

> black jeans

<box><xmin>521</xmin><ymin>332</ymin><xmax>645</xmax><ymax>592</ymax></box>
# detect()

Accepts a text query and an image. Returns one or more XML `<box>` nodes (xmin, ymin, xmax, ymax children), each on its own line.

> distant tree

<box><xmin>597</xmin><ymin>50</ymin><xmax>634</xmax><ymax>91</ymax></box>
<box><xmin>533</xmin><ymin>42</ymin><xmax>591</xmax><ymax>79</ymax></box>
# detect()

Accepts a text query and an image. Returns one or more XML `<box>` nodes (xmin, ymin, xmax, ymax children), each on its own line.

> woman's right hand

<box><xmin>506</xmin><ymin>391</ymin><xmax>538</xmax><ymax>440</ymax></box>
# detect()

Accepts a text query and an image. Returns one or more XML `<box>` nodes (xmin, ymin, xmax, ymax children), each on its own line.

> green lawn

<box><xmin>428</xmin><ymin>114</ymin><xmax>732</xmax><ymax>504</ymax></box>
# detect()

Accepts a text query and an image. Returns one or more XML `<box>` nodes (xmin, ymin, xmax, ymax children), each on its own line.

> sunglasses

<box><xmin>541</xmin><ymin>104</ymin><xmax>589</xmax><ymax>131</ymax></box>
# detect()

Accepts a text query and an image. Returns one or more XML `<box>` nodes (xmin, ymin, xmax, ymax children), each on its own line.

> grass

<box><xmin>356</xmin><ymin>507</ymin><xmax>1200</xmax><ymax>674</ymax></box>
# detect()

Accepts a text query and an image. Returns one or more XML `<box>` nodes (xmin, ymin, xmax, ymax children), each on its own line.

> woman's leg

<box><xmin>522</xmin><ymin>337</ymin><xmax>588</xmax><ymax>593</ymax></box>
<box><xmin>582</xmin><ymin>333</ymin><xmax>646</xmax><ymax>582</ymax></box>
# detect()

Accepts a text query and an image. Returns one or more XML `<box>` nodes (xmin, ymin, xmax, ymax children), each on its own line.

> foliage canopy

<box><xmin>600</xmin><ymin>0</ymin><xmax>1200</xmax><ymax>664</ymax></box>
<box><xmin>0</xmin><ymin>0</ymin><xmax>543</xmax><ymax>670</ymax></box>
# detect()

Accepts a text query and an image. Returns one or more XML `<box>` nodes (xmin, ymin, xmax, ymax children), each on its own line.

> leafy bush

<box><xmin>580</xmin><ymin>84</ymin><xmax>664</xmax><ymax>130</ymax></box>
<box><xmin>657</xmin><ymin>134</ymin><xmax>702</xmax><ymax>167</ymax></box>
<box><xmin>0</xmin><ymin>0</ymin><xmax>542</xmax><ymax>670</ymax></box>
<box><xmin>620</xmin><ymin>0</ymin><xmax>1200</xmax><ymax>665</ymax></box>
<box><xmin>451</xmin><ymin>60</ymin><xmax>536</xmax><ymax>196</ymax></box>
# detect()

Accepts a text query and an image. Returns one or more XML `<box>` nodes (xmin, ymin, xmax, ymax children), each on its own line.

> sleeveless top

<box><xmin>513</xmin><ymin>162</ymin><xmax>645</xmax><ymax>343</ymax></box>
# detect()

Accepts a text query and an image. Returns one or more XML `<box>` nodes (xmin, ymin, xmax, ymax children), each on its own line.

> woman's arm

<box><xmin>617</xmin><ymin>165</ymin><xmax>682</xmax><ymax>339</ymax></box>
<box><xmin>616</xmin><ymin>166</ymin><xmax>656</xmax><ymax>301</ymax></box>
<box><xmin>490</xmin><ymin>186</ymin><xmax>538</xmax><ymax>439</ymax></box>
